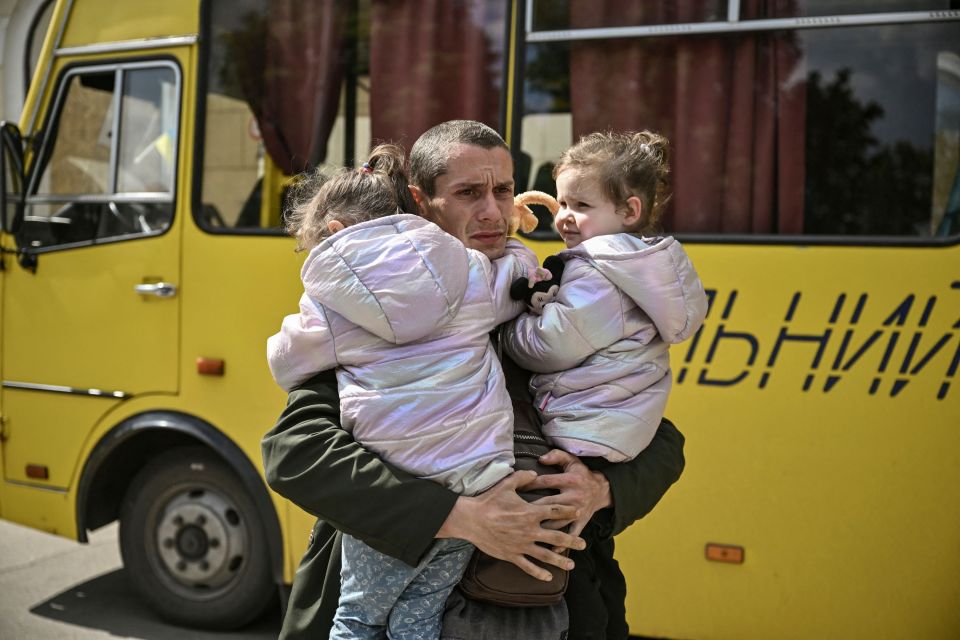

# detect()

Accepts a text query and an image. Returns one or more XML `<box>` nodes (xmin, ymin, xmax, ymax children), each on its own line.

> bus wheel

<box><xmin>118</xmin><ymin>446</ymin><xmax>274</xmax><ymax>629</ymax></box>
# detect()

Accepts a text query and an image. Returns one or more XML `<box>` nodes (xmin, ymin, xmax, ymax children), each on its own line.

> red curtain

<box><xmin>369</xmin><ymin>0</ymin><xmax>502</xmax><ymax>148</ymax></box>
<box><xmin>231</xmin><ymin>0</ymin><xmax>348</xmax><ymax>174</ymax></box>
<box><xmin>568</xmin><ymin>0</ymin><xmax>806</xmax><ymax>233</ymax></box>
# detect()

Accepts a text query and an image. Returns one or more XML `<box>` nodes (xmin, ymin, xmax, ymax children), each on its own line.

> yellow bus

<box><xmin>0</xmin><ymin>0</ymin><xmax>958</xmax><ymax>637</ymax></box>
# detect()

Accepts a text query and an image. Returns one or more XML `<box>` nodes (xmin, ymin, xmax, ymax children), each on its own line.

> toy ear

<box><xmin>507</xmin><ymin>202</ymin><xmax>525</xmax><ymax>236</ymax></box>
<box><xmin>507</xmin><ymin>202</ymin><xmax>539</xmax><ymax>236</ymax></box>
<box><xmin>515</xmin><ymin>191</ymin><xmax>560</xmax><ymax>214</ymax></box>
<box><xmin>510</xmin><ymin>277</ymin><xmax>533</xmax><ymax>302</ymax></box>
<box><xmin>518</xmin><ymin>205</ymin><xmax>538</xmax><ymax>234</ymax></box>
<box><xmin>543</xmin><ymin>254</ymin><xmax>565</xmax><ymax>281</ymax></box>
<box><xmin>512</xmin><ymin>191</ymin><xmax>560</xmax><ymax>236</ymax></box>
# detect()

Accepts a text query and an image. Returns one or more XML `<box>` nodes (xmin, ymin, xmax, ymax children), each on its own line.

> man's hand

<box><xmin>526</xmin><ymin>449</ymin><xmax>612</xmax><ymax>539</ymax></box>
<box><xmin>436</xmin><ymin>470</ymin><xmax>586</xmax><ymax>581</ymax></box>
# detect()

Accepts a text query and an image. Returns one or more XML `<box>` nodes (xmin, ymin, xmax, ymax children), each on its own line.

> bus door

<box><xmin>0</xmin><ymin>60</ymin><xmax>183</xmax><ymax>498</ymax></box>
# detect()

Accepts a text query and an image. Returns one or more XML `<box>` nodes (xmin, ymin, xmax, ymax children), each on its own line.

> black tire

<box><xmin>118</xmin><ymin>446</ymin><xmax>274</xmax><ymax>629</ymax></box>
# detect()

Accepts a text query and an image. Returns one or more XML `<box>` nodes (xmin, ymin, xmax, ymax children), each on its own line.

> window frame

<box><xmin>525</xmin><ymin>3</ymin><xmax>960</xmax><ymax>41</ymax></box>
<box><xmin>514</xmin><ymin>3</ymin><xmax>960</xmax><ymax>247</ymax></box>
<box><xmin>22</xmin><ymin>56</ymin><xmax>183</xmax><ymax>254</ymax></box>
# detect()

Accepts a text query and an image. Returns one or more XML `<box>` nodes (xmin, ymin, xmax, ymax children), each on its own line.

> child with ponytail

<box><xmin>268</xmin><ymin>144</ymin><xmax>538</xmax><ymax>639</ymax></box>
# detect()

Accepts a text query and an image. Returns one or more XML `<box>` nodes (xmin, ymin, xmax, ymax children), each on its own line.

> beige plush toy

<box><xmin>509</xmin><ymin>190</ymin><xmax>560</xmax><ymax>235</ymax></box>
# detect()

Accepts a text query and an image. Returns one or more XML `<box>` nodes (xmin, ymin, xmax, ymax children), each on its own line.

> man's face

<box><xmin>414</xmin><ymin>144</ymin><xmax>515</xmax><ymax>260</ymax></box>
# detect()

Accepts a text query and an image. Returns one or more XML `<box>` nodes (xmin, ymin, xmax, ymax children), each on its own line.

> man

<box><xmin>261</xmin><ymin>120</ymin><xmax>685</xmax><ymax>639</ymax></box>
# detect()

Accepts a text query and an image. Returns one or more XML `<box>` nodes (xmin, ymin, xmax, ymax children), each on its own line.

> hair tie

<box><xmin>360</xmin><ymin>162</ymin><xmax>373</xmax><ymax>173</ymax></box>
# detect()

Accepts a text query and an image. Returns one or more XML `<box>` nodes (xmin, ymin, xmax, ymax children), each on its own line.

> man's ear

<box><xmin>623</xmin><ymin>196</ymin><xmax>643</xmax><ymax>226</ymax></box>
<box><xmin>326</xmin><ymin>219</ymin><xmax>345</xmax><ymax>235</ymax></box>
<box><xmin>409</xmin><ymin>185</ymin><xmax>429</xmax><ymax>217</ymax></box>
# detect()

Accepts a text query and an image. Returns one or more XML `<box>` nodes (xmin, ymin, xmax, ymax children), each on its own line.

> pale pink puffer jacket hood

<box><xmin>302</xmin><ymin>214</ymin><xmax>470</xmax><ymax>345</ymax></box>
<box><xmin>503</xmin><ymin>234</ymin><xmax>707</xmax><ymax>462</ymax></box>
<box><xmin>268</xmin><ymin>214</ymin><xmax>535</xmax><ymax>495</ymax></box>
<box><xmin>565</xmin><ymin>235</ymin><xmax>706</xmax><ymax>345</ymax></box>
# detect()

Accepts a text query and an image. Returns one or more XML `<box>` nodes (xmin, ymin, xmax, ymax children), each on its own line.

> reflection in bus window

<box><xmin>531</xmin><ymin>0</ymin><xmax>727</xmax><ymax>31</ymax></box>
<box><xmin>117</xmin><ymin>68</ymin><xmax>177</xmax><ymax>194</ymax></box>
<box><xmin>520</xmin><ymin>7</ymin><xmax>960</xmax><ymax>239</ymax></box>
<box><xmin>199</xmin><ymin>0</ymin><xmax>506</xmax><ymax>234</ymax></box>
<box><xmin>742</xmin><ymin>0</ymin><xmax>960</xmax><ymax>20</ymax></box>
<box><xmin>934</xmin><ymin>52</ymin><xmax>960</xmax><ymax>235</ymax></box>
<box><xmin>41</xmin><ymin>72</ymin><xmax>114</xmax><ymax>196</ymax></box>
<box><xmin>529</xmin><ymin>1</ymin><xmax>960</xmax><ymax>30</ymax></box>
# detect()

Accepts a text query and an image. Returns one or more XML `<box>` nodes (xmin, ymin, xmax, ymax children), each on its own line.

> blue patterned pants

<box><xmin>331</xmin><ymin>534</ymin><xmax>474</xmax><ymax>640</ymax></box>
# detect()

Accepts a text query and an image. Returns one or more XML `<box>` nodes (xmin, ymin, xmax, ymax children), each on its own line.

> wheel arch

<box><xmin>75</xmin><ymin>411</ymin><xmax>284</xmax><ymax>586</ymax></box>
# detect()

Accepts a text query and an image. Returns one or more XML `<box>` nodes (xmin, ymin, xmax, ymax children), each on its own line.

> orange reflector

<box><xmin>26</xmin><ymin>464</ymin><xmax>49</xmax><ymax>479</ymax></box>
<box><xmin>197</xmin><ymin>357</ymin><xmax>225</xmax><ymax>376</ymax></box>
<box><xmin>705</xmin><ymin>543</ymin><xmax>744</xmax><ymax>564</ymax></box>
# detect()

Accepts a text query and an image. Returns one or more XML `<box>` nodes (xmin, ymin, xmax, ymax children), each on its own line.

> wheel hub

<box><xmin>155</xmin><ymin>489</ymin><xmax>247</xmax><ymax>590</ymax></box>
<box><xmin>175</xmin><ymin>524</ymin><xmax>209</xmax><ymax>560</ymax></box>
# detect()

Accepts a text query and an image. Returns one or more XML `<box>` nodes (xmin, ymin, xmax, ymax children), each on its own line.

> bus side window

<box><xmin>519</xmin><ymin>8</ymin><xmax>960</xmax><ymax>241</ymax></box>
<box><xmin>22</xmin><ymin>64</ymin><xmax>178</xmax><ymax>250</ymax></box>
<box><xmin>199</xmin><ymin>0</ymin><xmax>508</xmax><ymax>236</ymax></box>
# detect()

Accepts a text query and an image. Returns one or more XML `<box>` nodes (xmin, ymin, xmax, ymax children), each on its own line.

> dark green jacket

<box><xmin>262</xmin><ymin>367</ymin><xmax>685</xmax><ymax>640</ymax></box>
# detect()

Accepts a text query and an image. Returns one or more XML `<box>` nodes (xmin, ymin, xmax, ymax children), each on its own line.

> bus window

<box><xmin>530</xmin><ymin>0</ymin><xmax>726</xmax><ymax>30</ymax></box>
<box><xmin>21</xmin><ymin>63</ymin><xmax>178</xmax><ymax>250</ymax></box>
<box><xmin>532</xmin><ymin>0</ymin><xmax>955</xmax><ymax>29</ymax></box>
<box><xmin>117</xmin><ymin>68</ymin><xmax>177</xmax><ymax>195</ymax></box>
<box><xmin>519</xmin><ymin>2</ymin><xmax>960</xmax><ymax>240</ymax></box>
<box><xmin>40</xmin><ymin>71</ymin><xmax>114</xmax><ymax>198</ymax></box>
<box><xmin>197</xmin><ymin>0</ymin><xmax>507</xmax><ymax>235</ymax></box>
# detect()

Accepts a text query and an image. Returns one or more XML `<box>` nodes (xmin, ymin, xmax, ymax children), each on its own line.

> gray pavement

<box><xmin>0</xmin><ymin>519</ymin><xmax>281</xmax><ymax>639</ymax></box>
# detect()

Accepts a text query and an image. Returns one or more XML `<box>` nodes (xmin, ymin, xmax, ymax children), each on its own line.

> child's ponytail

<box><xmin>284</xmin><ymin>143</ymin><xmax>416</xmax><ymax>251</ymax></box>
<box><xmin>630</xmin><ymin>131</ymin><xmax>671</xmax><ymax>229</ymax></box>
<box><xmin>367</xmin><ymin>144</ymin><xmax>418</xmax><ymax>216</ymax></box>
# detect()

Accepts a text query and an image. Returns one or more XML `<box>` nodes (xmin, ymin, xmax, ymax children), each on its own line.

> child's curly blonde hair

<box><xmin>284</xmin><ymin>144</ymin><xmax>419</xmax><ymax>251</ymax></box>
<box><xmin>553</xmin><ymin>130</ymin><xmax>671</xmax><ymax>234</ymax></box>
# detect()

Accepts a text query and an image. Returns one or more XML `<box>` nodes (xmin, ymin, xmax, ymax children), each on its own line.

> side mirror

<box><xmin>0</xmin><ymin>120</ymin><xmax>25</xmax><ymax>236</ymax></box>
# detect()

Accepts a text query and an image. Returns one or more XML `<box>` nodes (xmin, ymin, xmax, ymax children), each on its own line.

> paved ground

<box><xmin>0</xmin><ymin>519</ymin><xmax>281</xmax><ymax>639</ymax></box>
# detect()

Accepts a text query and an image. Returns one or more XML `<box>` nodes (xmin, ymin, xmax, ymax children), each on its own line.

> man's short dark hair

<box><xmin>409</xmin><ymin>120</ymin><xmax>508</xmax><ymax>196</ymax></box>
